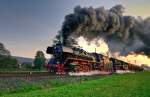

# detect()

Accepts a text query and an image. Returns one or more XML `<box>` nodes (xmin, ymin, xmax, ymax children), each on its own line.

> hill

<box><xmin>2</xmin><ymin>71</ymin><xmax>150</xmax><ymax>97</ymax></box>
<box><xmin>13</xmin><ymin>56</ymin><xmax>33</xmax><ymax>63</ymax></box>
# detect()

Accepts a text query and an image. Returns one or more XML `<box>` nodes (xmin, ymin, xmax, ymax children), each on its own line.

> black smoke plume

<box><xmin>58</xmin><ymin>5</ymin><xmax>150</xmax><ymax>57</ymax></box>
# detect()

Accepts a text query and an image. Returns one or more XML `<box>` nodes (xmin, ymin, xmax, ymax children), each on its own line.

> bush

<box><xmin>0</xmin><ymin>55</ymin><xmax>18</xmax><ymax>68</ymax></box>
<box><xmin>21</xmin><ymin>62</ymin><xmax>33</xmax><ymax>70</ymax></box>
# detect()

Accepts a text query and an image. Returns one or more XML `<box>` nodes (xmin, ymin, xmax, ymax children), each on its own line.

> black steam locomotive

<box><xmin>46</xmin><ymin>41</ymin><xmax>143</xmax><ymax>74</ymax></box>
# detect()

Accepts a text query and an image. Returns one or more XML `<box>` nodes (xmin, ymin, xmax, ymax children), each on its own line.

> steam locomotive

<box><xmin>46</xmin><ymin>41</ymin><xmax>143</xmax><ymax>74</ymax></box>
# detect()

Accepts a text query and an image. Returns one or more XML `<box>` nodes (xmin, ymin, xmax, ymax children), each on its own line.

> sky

<box><xmin>0</xmin><ymin>0</ymin><xmax>149</xmax><ymax>58</ymax></box>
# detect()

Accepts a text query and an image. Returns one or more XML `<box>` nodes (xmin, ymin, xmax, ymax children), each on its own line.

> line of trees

<box><xmin>19</xmin><ymin>51</ymin><xmax>46</xmax><ymax>71</ymax></box>
<box><xmin>0</xmin><ymin>42</ymin><xmax>47</xmax><ymax>71</ymax></box>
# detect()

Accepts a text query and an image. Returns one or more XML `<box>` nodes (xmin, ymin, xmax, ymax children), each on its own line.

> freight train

<box><xmin>46</xmin><ymin>41</ymin><xmax>143</xmax><ymax>74</ymax></box>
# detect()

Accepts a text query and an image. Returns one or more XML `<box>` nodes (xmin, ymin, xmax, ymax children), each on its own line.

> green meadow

<box><xmin>1</xmin><ymin>71</ymin><xmax>150</xmax><ymax>97</ymax></box>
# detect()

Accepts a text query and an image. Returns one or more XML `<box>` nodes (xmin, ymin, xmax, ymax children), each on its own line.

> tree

<box><xmin>0</xmin><ymin>42</ymin><xmax>18</xmax><ymax>69</ymax></box>
<box><xmin>67</xmin><ymin>38</ymin><xmax>78</xmax><ymax>47</ymax></box>
<box><xmin>53</xmin><ymin>31</ymin><xmax>78</xmax><ymax>47</ymax></box>
<box><xmin>34</xmin><ymin>51</ymin><xmax>46</xmax><ymax>70</ymax></box>
<box><xmin>0</xmin><ymin>42</ymin><xmax>10</xmax><ymax>56</ymax></box>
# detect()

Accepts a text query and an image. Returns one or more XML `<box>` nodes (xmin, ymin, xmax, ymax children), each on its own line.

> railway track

<box><xmin>0</xmin><ymin>71</ymin><xmax>112</xmax><ymax>77</ymax></box>
<box><xmin>0</xmin><ymin>71</ymin><xmax>50</xmax><ymax>77</ymax></box>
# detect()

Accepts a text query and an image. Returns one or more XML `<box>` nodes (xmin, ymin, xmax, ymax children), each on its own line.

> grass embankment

<box><xmin>2</xmin><ymin>71</ymin><xmax>150</xmax><ymax>97</ymax></box>
<box><xmin>0</xmin><ymin>75</ymin><xmax>101</xmax><ymax>96</ymax></box>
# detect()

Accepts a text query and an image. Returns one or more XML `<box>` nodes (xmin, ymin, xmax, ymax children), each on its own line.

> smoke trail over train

<box><xmin>56</xmin><ymin>5</ymin><xmax>150</xmax><ymax>59</ymax></box>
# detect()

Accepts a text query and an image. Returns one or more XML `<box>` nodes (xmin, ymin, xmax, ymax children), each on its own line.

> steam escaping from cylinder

<box><xmin>56</xmin><ymin>5</ymin><xmax>150</xmax><ymax>60</ymax></box>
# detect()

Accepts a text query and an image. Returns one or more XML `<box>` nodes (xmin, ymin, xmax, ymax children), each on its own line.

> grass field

<box><xmin>0</xmin><ymin>75</ymin><xmax>102</xmax><ymax>96</ymax></box>
<box><xmin>1</xmin><ymin>71</ymin><xmax>150</xmax><ymax>97</ymax></box>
